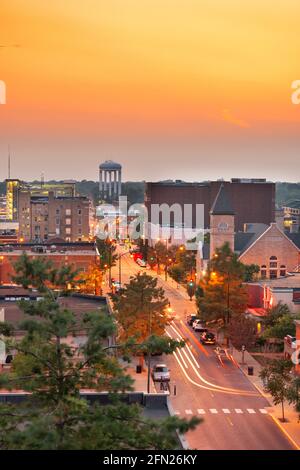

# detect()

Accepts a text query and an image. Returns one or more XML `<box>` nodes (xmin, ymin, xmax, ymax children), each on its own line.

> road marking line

<box><xmin>197</xmin><ymin>409</ymin><xmax>206</xmax><ymax>414</ymax></box>
<box><xmin>185</xmin><ymin>343</ymin><xmax>201</xmax><ymax>369</ymax></box>
<box><xmin>259</xmin><ymin>409</ymin><xmax>268</xmax><ymax>414</ymax></box>
<box><xmin>235</xmin><ymin>409</ymin><xmax>243</xmax><ymax>414</ymax></box>
<box><xmin>176</xmin><ymin>347</ymin><xmax>188</xmax><ymax>369</ymax></box>
<box><xmin>185</xmin><ymin>409</ymin><xmax>193</xmax><ymax>415</ymax></box>
<box><xmin>222</xmin><ymin>409</ymin><xmax>230</xmax><ymax>414</ymax></box>
<box><xmin>247</xmin><ymin>408</ymin><xmax>256</xmax><ymax>414</ymax></box>
<box><xmin>209</xmin><ymin>408</ymin><xmax>218</xmax><ymax>414</ymax></box>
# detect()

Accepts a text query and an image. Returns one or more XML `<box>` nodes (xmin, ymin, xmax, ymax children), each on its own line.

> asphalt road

<box><xmin>109</xmin><ymin>248</ymin><xmax>295</xmax><ymax>450</ymax></box>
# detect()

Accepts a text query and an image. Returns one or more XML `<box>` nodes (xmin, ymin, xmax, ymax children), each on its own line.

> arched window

<box><xmin>280</xmin><ymin>265</ymin><xmax>286</xmax><ymax>277</ymax></box>
<box><xmin>260</xmin><ymin>265</ymin><xmax>267</xmax><ymax>279</ymax></box>
<box><xmin>269</xmin><ymin>256</ymin><xmax>278</xmax><ymax>279</ymax></box>
<box><xmin>269</xmin><ymin>256</ymin><xmax>278</xmax><ymax>268</ymax></box>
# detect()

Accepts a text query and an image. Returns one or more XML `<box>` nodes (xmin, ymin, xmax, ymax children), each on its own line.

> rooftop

<box><xmin>210</xmin><ymin>184</ymin><xmax>235</xmax><ymax>215</ymax></box>
<box><xmin>99</xmin><ymin>160</ymin><xmax>122</xmax><ymax>170</ymax></box>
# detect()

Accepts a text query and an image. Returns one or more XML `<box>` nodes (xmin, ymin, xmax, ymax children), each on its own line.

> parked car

<box><xmin>136</xmin><ymin>258</ymin><xmax>147</xmax><ymax>267</ymax></box>
<box><xmin>112</xmin><ymin>280</ymin><xmax>122</xmax><ymax>292</ymax></box>
<box><xmin>200</xmin><ymin>332</ymin><xmax>216</xmax><ymax>345</ymax></box>
<box><xmin>152</xmin><ymin>364</ymin><xmax>170</xmax><ymax>382</ymax></box>
<box><xmin>192</xmin><ymin>319</ymin><xmax>207</xmax><ymax>332</ymax></box>
<box><xmin>187</xmin><ymin>313</ymin><xmax>197</xmax><ymax>326</ymax></box>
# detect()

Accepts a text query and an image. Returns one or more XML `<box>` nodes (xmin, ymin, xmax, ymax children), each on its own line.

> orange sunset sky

<box><xmin>0</xmin><ymin>0</ymin><xmax>300</xmax><ymax>181</ymax></box>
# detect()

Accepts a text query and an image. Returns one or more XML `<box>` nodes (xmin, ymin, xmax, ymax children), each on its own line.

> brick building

<box><xmin>202</xmin><ymin>184</ymin><xmax>300</xmax><ymax>279</ymax></box>
<box><xmin>5</xmin><ymin>179</ymin><xmax>90</xmax><ymax>242</ymax></box>
<box><xmin>0</xmin><ymin>244</ymin><xmax>96</xmax><ymax>285</ymax></box>
<box><xmin>145</xmin><ymin>178</ymin><xmax>275</xmax><ymax>231</ymax></box>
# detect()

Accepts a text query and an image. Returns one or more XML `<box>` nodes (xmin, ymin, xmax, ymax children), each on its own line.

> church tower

<box><xmin>210</xmin><ymin>184</ymin><xmax>235</xmax><ymax>258</ymax></box>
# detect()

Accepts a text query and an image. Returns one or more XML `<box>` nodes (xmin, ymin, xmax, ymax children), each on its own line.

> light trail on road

<box><xmin>167</xmin><ymin>327</ymin><xmax>259</xmax><ymax>397</ymax></box>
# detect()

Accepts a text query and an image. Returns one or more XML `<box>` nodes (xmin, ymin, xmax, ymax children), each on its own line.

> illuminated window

<box><xmin>66</xmin><ymin>209</ymin><xmax>71</xmax><ymax>216</ymax></box>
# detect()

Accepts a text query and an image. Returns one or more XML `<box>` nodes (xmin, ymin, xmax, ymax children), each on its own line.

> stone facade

<box><xmin>210</xmin><ymin>213</ymin><xmax>235</xmax><ymax>258</ymax></box>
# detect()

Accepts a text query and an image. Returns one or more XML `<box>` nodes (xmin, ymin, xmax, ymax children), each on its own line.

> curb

<box><xmin>167</xmin><ymin>399</ymin><xmax>190</xmax><ymax>450</ymax></box>
<box><xmin>235</xmin><ymin>353</ymin><xmax>300</xmax><ymax>450</ymax></box>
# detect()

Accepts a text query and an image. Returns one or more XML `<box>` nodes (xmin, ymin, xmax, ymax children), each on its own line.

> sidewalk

<box><xmin>232</xmin><ymin>347</ymin><xmax>300</xmax><ymax>450</ymax></box>
<box><xmin>125</xmin><ymin>359</ymin><xmax>157</xmax><ymax>394</ymax></box>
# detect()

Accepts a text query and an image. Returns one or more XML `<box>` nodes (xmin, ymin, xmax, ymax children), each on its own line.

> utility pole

<box><xmin>147</xmin><ymin>306</ymin><xmax>152</xmax><ymax>394</ymax></box>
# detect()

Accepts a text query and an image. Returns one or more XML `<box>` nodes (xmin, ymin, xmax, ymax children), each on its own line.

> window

<box><xmin>260</xmin><ymin>265</ymin><xmax>267</xmax><ymax>279</ymax></box>
<box><xmin>56</xmin><ymin>209</ymin><xmax>60</xmax><ymax>215</ymax></box>
<box><xmin>78</xmin><ymin>209</ymin><xmax>82</xmax><ymax>215</ymax></box>
<box><xmin>65</xmin><ymin>218</ymin><xmax>71</xmax><ymax>225</ymax></box>
<box><xmin>280</xmin><ymin>265</ymin><xmax>286</xmax><ymax>277</ymax></box>
<box><xmin>269</xmin><ymin>256</ymin><xmax>278</xmax><ymax>268</ymax></box>
<box><xmin>270</xmin><ymin>270</ymin><xmax>278</xmax><ymax>279</ymax></box>
<box><xmin>78</xmin><ymin>228</ymin><xmax>82</xmax><ymax>234</ymax></box>
<box><xmin>66</xmin><ymin>209</ymin><xmax>71</xmax><ymax>216</ymax></box>
<box><xmin>78</xmin><ymin>218</ymin><xmax>82</xmax><ymax>225</ymax></box>
<box><xmin>66</xmin><ymin>227</ymin><xmax>71</xmax><ymax>234</ymax></box>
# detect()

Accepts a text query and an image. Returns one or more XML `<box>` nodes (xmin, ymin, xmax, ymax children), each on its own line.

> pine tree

<box><xmin>0</xmin><ymin>255</ymin><xmax>200</xmax><ymax>450</ymax></box>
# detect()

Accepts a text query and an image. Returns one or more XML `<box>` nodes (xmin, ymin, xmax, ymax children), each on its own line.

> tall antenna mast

<box><xmin>8</xmin><ymin>144</ymin><xmax>11</xmax><ymax>179</ymax></box>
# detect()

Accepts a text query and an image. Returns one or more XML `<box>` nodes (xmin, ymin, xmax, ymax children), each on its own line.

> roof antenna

<box><xmin>8</xmin><ymin>144</ymin><xmax>11</xmax><ymax>179</ymax></box>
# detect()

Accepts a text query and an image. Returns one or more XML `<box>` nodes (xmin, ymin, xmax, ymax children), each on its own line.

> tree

<box><xmin>96</xmin><ymin>237</ymin><xmax>118</xmax><ymax>272</ymax></box>
<box><xmin>263</xmin><ymin>315</ymin><xmax>297</xmax><ymax>340</ymax></box>
<box><xmin>0</xmin><ymin>255</ymin><xmax>200</xmax><ymax>449</ymax></box>
<box><xmin>196</xmin><ymin>243</ymin><xmax>248</xmax><ymax>328</ymax></box>
<box><xmin>264</xmin><ymin>303</ymin><xmax>291</xmax><ymax>328</ymax></box>
<box><xmin>260</xmin><ymin>359</ymin><xmax>293</xmax><ymax>422</ymax></box>
<box><xmin>287</xmin><ymin>376</ymin><xmax>300</xmax><ymax>421</ymax></box>
<box><xmin>111</xmin><ymin>272</ymin><xmax>170</xmax><ymax>345</ymax></box>
<box><xmin>227</xmin><ymin>315</ymin><xmax>257</xmax><ymax>350</ymax></box>
<box><xmin>243</xmin><ymin>264</ymin><xmax>260</xmax><ymax>282</ymax></box>
<box><xmin>148</xmin><ymin>241</ymin><xmax>168</xmax><ymax>274</ymax></box>
<box><xmin>167</xmin><ymin>245</ymin><xmax>196</xmax><ymax>284</ymax></box>
<box><xmin>168</xmin><ymin>265</ymin><xmax>186</xmax><ymax>284</ymax></box>
<box><xmin>78</xmin><ymin>262</ymin><xmax>103</xmax><ymax>295</ymax></box>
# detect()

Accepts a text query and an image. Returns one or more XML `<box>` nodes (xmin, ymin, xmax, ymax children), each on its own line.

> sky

<box><xmin>0</xmin><ymin>0</ymin><xmax>300</xmax><ymax>182</ymax></box>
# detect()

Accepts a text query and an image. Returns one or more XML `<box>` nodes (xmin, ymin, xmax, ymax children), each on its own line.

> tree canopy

<box><xmin>0</xmin><ymin>255</ymin><xmax>199</xmax><ymax>449</ymax></box>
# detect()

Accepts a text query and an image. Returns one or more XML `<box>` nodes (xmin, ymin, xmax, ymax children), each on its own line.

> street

<box><xmin>109</xmin><ymin>248</ymin><xmax>295</xmax><ymax>450</ymax></box>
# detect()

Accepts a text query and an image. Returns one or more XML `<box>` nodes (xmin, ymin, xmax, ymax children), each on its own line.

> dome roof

<box><xmin>99</xmin><ymin>160</ymin><xmax>122</xmax><ymax>170</ymax></box>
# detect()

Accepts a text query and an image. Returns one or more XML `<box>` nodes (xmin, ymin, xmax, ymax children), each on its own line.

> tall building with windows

<box><xmin>5</xmin><ymin>179</ymin><xmax>90</xmax><ymax>243</ymax></box>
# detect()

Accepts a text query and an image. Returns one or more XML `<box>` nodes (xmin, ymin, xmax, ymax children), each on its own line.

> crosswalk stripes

<box><xmin>174</xmin><ymin>408</ymin><xmax>269</xmax><ymax>416</ymax></box>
